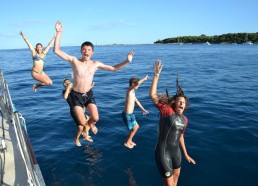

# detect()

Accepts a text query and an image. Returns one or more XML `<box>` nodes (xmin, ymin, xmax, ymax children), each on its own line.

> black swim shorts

<box><xmin>69</xmin><ymin>89</ymin><xmax>96</xmax><ymax>108</ymax></box>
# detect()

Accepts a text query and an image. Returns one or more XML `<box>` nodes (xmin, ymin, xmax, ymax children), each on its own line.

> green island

<box><xmin>154</xmin><ymin>32</ymin><xmax>258</xmax><ymax>44</ymax></box>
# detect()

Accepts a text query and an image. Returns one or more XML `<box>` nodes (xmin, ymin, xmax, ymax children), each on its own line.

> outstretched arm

<box><xmin>135</xmin><ymin>98</ymin><xmax>149</xmax><ymax>115</ymax></box>
<box><xmin>43</xmin><ymin>34</ymin><xmax>56</xmax><ymax>54</ymax></box>
<box><xmin>133</xmin><ymin>75</ymin><xmax>149</xmax><ymax>115</ymax></box>
<box><xmin>129</xmin><ymin>75</ymin><xmax>149</xmax><ymax>90</ymax></box>
<box><xmin>149</xmin><ymin>60</ymin><xmax>163</xmax><ymax>104</ymax></box>
<box><xmin>20</xmin><ymin>31</ymin><xmax>36</xmax><ymax>56</ymax></box>
<box><xmin>98</xmin><ymin>52</ymin><xmax>134</xmax><ymax>71</ymax></box>
<box><xmin>136</xmin><ymin>75</ymin><xmax>148</xmax><ymax>86</ymax></box>
<box><xmin>53</xmin><ymin>21</ymin><xmax>74</xmax><ymax>62</ymax></box>
<box><xmin>180</xmin><ymin>134</ymin><xmax>196</xmax><ymax>164</ymax></box>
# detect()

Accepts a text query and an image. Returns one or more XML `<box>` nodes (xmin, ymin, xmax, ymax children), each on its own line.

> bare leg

<box><xmin>83</xmin><ymin>125</ymin><xmax>93</xmax><ymax>142</ymax></box>
<box><xmin>163</xmin><ymin>176</ymin><xmax>175</xmax><ymax>186</ymax></box>
<box><xmin>73</xmin><ymin>106</ymin><xmax>94</xmax><ymax>143</ymax></box>
<box><xmin>88</xmin><ymin>118</ymin><xmax>98</xmax><ymax>134</ymax></box>
<box><xmin>82</xmin><ymin>115</ymin><xmax>93</xmax><ymax>142</ymax></box>
<box><xmin>33</xmin><ymin>82</ymin><xmax>51</xmax><ymax>91</ymax></box>
<box><xmin>173</xmin><ymin>168</ymin><xmax>181</xmax><ymax>186</ymax></box>
<box><xmin>74</xmin><ymin>125</ymin><xmax>83</xmax><ymax>146</ymax></box>
<box><xmin>82</xmin><ymin>115</ymin><xmax>90</xmax><ymax>135</ymax></box>
<box><xmin>86</xmin><ymin>104</ymin><xmax>99</xmax><ymax>135</ymax></box>
<box><xmin>124</xmin><ymin>123</ymin><xmax>139</xmax><ymax>149</ymax></box>
<box><xmin>31</xmin><ymin>71</ymin><xmax>52</xmax><ymax>91</ymax></box>
<box><xmin>163</xmin><ymin>168</ymin><xmax>180</xmax><ymax>186</ymax></box>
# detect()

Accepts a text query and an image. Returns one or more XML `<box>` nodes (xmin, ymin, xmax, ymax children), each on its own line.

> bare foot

<box><xmin>130</xmin><ymin>142</ymin><xmax>136</xmax><ymax>147</ymax></box>
<box><xmin>90</xmin><ymin>124</ymin><xmax>98</xmax><ymax>134</ymax></box>
<box><xmin>33</xmin><ymin>84</ymin><xmax>38</xmax><ymax>92</ymax></box>
<box><xmin>74</xmin><ymin>139</ymin><xmax>81</xmax><ymax>146</ymax></box>
<box><xmin>124</xmin><ymin>142</ymin><xmax>134</xmax><ymax>149</ymax></box>
<box><xmin>82</xmin><ymin>133</ymin><xmax>93</xmax><ymax>142</ymax></box>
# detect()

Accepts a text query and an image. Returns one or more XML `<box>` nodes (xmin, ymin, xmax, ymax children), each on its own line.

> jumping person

<box><xmin>62</xmin><ymin>78</ymin><xmax>94</xmax><ymax>146</ymax></box>
<box><xmin>122</xmin><ymin>75</ymin><xmax>149</xmax><ymax>149</ymax></box>
<box><xmin>20</xmin><ymin>31</ymin><xmax>55</xmax><ymax>91</ymax></box>
<box><xmin>149</xmin><ymin>60</ymin><xmax>196</xmax><ymax>186</ymax></box>
<box><xmin>54</xmin><ymin>21</ymin><xmax>134</xmax><ymax>143</ymax></box>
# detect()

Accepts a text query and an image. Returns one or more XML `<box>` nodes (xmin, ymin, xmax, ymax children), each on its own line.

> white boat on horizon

<box><xmin>242</xmin><ymin>41</ymin><xmax>253</xmax><ymax>45</ymax></box>
<box><xmin>243</xmin><ymin>34</ymin><xmax>253</xmax><ymax>45</ymax></box>
<box><xmin>205</xmin><ymin>41</ymin><xmax>211</xmax><ymax>45</ymax></box>
<box><xmin>177</xmin><ymin>37</ymin><xmax>183</xmax><ymax>45</ymax></box>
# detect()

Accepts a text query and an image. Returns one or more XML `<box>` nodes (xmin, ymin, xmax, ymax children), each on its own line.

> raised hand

<box><xmin>143</xmin><ymin>75</ymin><xmax>149</xmax><ymax>81</ymax></box>
<box><xmin>127</xmin><ymin>52</ymin><xmax>134</xmax><ymax>62</ymax></box>
<box><xmin>55</xmin><ymin>21</ymin><xmax>63</xmax><ymax>32</ymax></box>
<box><xmin>153</xmin><ymin>60</ymin><xmax>163</xmax><ymax>75</ymax></box>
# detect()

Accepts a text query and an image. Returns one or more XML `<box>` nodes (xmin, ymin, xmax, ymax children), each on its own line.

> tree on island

<box><xmin>154</xmin><ymin>32</ymin><xmax>258</xmax><ymax>44</ymax></box>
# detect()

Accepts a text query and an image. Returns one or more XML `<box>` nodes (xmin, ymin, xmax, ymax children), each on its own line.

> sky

<box><xmin>1</xmin><ymin>0</ymin><xmax>258</xmax><ymax>49</ymax></box>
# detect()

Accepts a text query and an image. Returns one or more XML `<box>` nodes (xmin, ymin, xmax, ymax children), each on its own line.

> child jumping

<box><xmin>122</xmin><ymin>75</ymin><xmax>149</xmax><ymax>149</ymax></box>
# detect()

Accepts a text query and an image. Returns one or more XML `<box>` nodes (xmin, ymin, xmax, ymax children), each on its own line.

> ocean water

<box><xmin>1</xmin><ymin>44</ymin><xmax>258</xmax><ymax>186</ymax></box>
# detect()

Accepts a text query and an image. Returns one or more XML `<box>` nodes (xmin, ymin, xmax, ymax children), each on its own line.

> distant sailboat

<box><xmin>244</xmin><ymin>41</ymin><xmax>253</xmax><ymax>45</ymax></box>
<box><xmin>205</xmin><ymin>41</ymin><xmax>211</xmax><ymax>45</ymax></box>
<box><xmin>243</xmin><ymin>34</ymin><xmax>253</xmax><ymax>45</ymax></box>
<box><xmin>177</xmin><ymin>37</ymin><xmax>183</xmax><ymax>45</ymax></box>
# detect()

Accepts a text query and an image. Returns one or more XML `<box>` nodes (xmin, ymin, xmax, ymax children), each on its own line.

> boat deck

<box><xmin>0</xmin><ymin>69</ymin><xmax>45</xmax><ymax>186</ymax></box>
<box><xmin>0</xmin><ymin>95</ymin><xmax>29</xmax><ymax>185</ymax></box>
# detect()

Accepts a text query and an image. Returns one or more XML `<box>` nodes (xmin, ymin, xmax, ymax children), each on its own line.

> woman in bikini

<box><xmin>20</xmin><ymin>31</ymin><xmax>55</xmax><ymax>91</ymax></box>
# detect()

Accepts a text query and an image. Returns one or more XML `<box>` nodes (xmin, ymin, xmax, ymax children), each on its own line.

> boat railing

<box><xmin>0</xmin><ymin>69</ymin><xmax>45</xmax><ymax>186</ymax></box>
<box><xmin>0</xmin><ymin>107</ymin><xmax>6</xmax><ymax>185</ymax></box>
<box><xmin>0</xmin><ymin>70</ymin><xmax>13</xmax><ymax>112</ymax></box>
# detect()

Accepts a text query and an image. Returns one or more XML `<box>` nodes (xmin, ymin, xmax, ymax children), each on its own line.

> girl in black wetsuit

<box><xmin>149</xmin><ymin>60</ymin><xmax>196</xmax><ymax>186</ymax></box>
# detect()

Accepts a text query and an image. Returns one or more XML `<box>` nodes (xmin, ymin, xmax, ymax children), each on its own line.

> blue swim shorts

<box><xmin>121</xmin><ymin>111</ymin><xmax>137</xmax><ymax>130</ymax></box>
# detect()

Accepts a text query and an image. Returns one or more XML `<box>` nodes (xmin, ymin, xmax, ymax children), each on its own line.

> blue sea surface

<box><xmin>1</xmin><ymin>44</ymin><xmax>258</xmax><ymax>186</ymax></box>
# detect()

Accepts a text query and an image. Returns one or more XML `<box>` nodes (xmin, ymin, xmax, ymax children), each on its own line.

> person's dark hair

<box><xmin>36</xmin><ymin>43</ymin><xmax>43</xmax><ymax>48</ymax></box>
<box><xmin>81</xmin><ymin>41</ymin><xmax>94</xmax><ymax>51</ymax></box>
<box><xmin>170</xmin><ymin>95</ymin><xmax>189</xmax><ymax>110</ymax></box>
<box><xmin>63</xmin><ymin>78</ymin><xmax>70</xmax><ymax>88</ymax></box>
<box><xmin>129</xmin><ymin>77</ymin><xmax>139</xmax><ymax>86</ymax></box>
<box><xmin>167</xmin><ymin>75</ymin><xmax>189</xmax><ymax>110</ymax></box>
